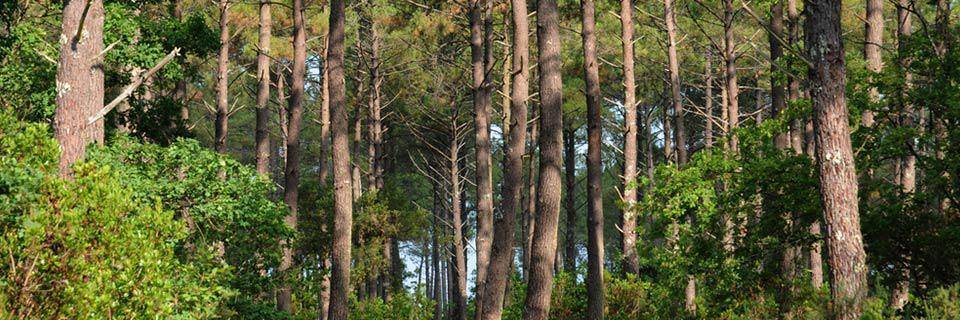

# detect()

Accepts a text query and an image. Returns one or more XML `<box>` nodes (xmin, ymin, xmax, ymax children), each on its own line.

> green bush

<box><xmin>0</xmin><ymin>113</ymin><xmax>290</xmax><ymax>318</ymax></box>
<box><xmin>0</xmin><ymin>113</ymin><xmax>230</xmax><ymax>318</ymax></box>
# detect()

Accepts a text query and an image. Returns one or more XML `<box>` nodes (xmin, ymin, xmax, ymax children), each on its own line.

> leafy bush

<box><xmin>0</xmin><ymin>113</ymin><xmax>290</xmax><ymax>318</ymax></box>
<box><xmin>0</xmin><ymin>113</ymin><xmax>229</xmax><ymax>318</ymax></box>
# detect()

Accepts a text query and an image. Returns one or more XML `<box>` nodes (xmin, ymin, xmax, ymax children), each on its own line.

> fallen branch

<box><xmin>88</xmin><ymin>48</ymin><xmax>180</xmax><ymax>124</ymax></box>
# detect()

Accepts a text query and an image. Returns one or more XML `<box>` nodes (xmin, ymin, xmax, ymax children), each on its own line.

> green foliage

<box><xmin>0</xmin><ymin>112</ymin><xmax>230</xmax><ymax>318</ymax></box>
<box><xmin>87</xmin><ymin>136</ymin><xmax>291</xmax><ymax>303</ymax></box>
<box><xmin>349</xmin><ymin>291</ymin><xmax>435</xmax><ymax>320</ymax></box>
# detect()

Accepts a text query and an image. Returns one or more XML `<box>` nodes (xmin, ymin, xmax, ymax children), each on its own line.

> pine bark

<box><xmin>863</xmin><ymin>0</ymin><xmax>883</xmax><ymax>127</ymax></box>
<box><xmin>327</xmin><ymin>0</ymin><xmax>353</xmax><ymax>318</ymax></box>
<box><xmin>55</xmin><ymin>0</ymin><xmax>105</xmax><ymax>175</ymax></box>
<box><xmin>477</xmin><ymin>0</ymin><xmax>529</xmax><ymax>316</ymax></box>
<box><xmin>723</xmin><ymin>0</ymin><xmax>740</xmax><ymax>153</ymax></box>
<box><xmin>620</xmin><ymin>0</ymin><xmax>640</xmax><ymax>276</ymax></box>
<box><xmin>665</xmin><ymin>0</ymin><xmax>687</xmax><ymax>164</ymax></box>
<box><xmin>522</xmin><ymin>0</ymin><xmax>564</xmax><ymax>317</ymax></box>
<box><xmin>805</xmin><ymin>0</ymin><xmax>869</xmax><ymax>317</ymax></box>
<box><xmin>582</xmin><ymin>0</ymin><xmax>605</xmax><ymax>317</ymax></box>
<box><xmin>471</xmin><ymin>0</ymin><xmax>494</xmax><ymax>308</ymax></box>
<box><xmin>277</xmin><ymin>0</ymin><xmax>306</xmax><ymax>311</ymax></box>
<box><xmin>448</xmin><ymin>133</ymin><xmax>468</xmax><ymax>320</ymax></box>
<box><xmin>214</xmin><ymin>0</ymin><xmax>230</xmax><ymax>154</ymax></box>
<box><xmin>523</xmin><ymin>107</ymin><xmax>540</xmax><ymax>281</ymax></box>
<box><xmin>705</xmin><ymin>52</ymin><xmax>714</xmax><ymax>149</ymax></box>
<box><xmin>319</xmin><ymin>37</ymin><xmax>331</xmax><ymax>183</ymax></box>
<box><xmin>255</xmin><ymin>0</ymin><xmax>272</xmax><ymax>175</ymax></box>
<box><xmin>563</xmin><ymin>127</ymin><xmax>577</xmax><ymax>273</ymax></box>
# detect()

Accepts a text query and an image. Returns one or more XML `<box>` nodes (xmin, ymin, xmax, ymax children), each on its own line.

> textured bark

<box><xmin>214</xmin><ymin>0</ymin><xmax>230</xmax><ymax>154</ymax></box>
<box><xmin>277</xmin><ymin>0</ymin><xmax>306</xmax><ymax>311</ymax></box>
<box><xmin>620</xmin><ymin>0</ymin><xmax>640</xmax><ymax>276</ymax></box>
<box><xmin>55</xmin><ymin>0</ymin><xmax>105</xmax><ymax>176</ymax></box>
<box><xmin>471</xmin><ymin>0</ymin><xmax>494</xmax><ymax>308</ymax></box>
<box><xmin>368</xmin><ymin>23</ymin><xmax>383</xmax><ymax>193</ymax></box>
<box><xmin>477</xmin><ymin>0</ymin><xmax>529</xmax><ymax>315</ymax></box>
<box><xmin>805</xmin><ymin>0</ymin><xmax>869</xmax><ymax>317</ymax></box>
<box><xmin>770</xmin><ymin>0</ymin><xmax>788</xmax><ymax>150</ymax></box>
<box><xmin>863</xmin><ymin>0</ymin><xmax>883</xmax><ymax>127</ymax></box>
<box><xmin>327</xmin><ymin>0</ymin><xmax>353</xmax><ymax>318</ymax></box>
<box><xmin>788</xmin><ymin>0</ymin><xmax>804</xmax><ymax>153</ymax></box>
<box><xmin>563</xmin><ymin>128</ymin><xmax>577</xmax><ymax>273</ymax></box>
<box><xmin>523</xmin><ymin>106</ymin><xmax>539</xmax><ymax>281</ymax></box>
<box><xmin>255</xmin><ymin>0</ymin><xmax>272</xmax><ymax>175</ymax></box>
<box><xmin>723</xmin><ymin>0</ymin><xmax>740</xmax><ymax>153</ymax></box>
<box><xmin>665</xmin><ymin>0</ymin><xmax>687</xmax><ymax>164</ymax></box>
<box><xmin>522</xmin><ymin>0</ymin><xmax>564</xmax><ymax>317</ymax></box>
<box><xmin>705</xmin><ymin>52</ymin><xmax>714</xmax><ymax>149</ymax></box>
<box><xmin>582</xmin><ymin>1</ymin><xmax>605</xmax><ymax>317</ymax></box>
<box><xmin>448</xmin><ymin>135</ymin><xmax>468</xmax><ymax>320</ymax></box>
<box><xmin>319</xmin><ymin>37</ymin><xmax>331</xmax><ymax>183</ymax></box>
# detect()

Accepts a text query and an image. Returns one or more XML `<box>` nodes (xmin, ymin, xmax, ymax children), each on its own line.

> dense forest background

<box><xmin>3</xmin><ymin>0</ymin><xmax>960</xmax><ymax>318</ymax></box>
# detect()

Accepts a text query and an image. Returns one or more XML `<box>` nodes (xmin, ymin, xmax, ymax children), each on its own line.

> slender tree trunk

<box><xmin>863</xmin><ymin>0</ymin><xmax>883</xmax><ymax>127</ymax></box>
<box><xmin>471</xmin><ymin>1</ymin><xmax>494</xmax><ymax>309</ymax></box>
<box><xmin>705</xmin><ymin>52</ymin><xmax>714</xmax><ymax>149</ymax></box>
<box><xmin>890</xmin><ymin>3</ymin><xmax>913</xmax><ymax>310</ymax></box>
<box><xmin>665</xmin><ymin>0</ymin><xmax>687</xmax><ymax>164</ymax></box>
<box><xmin>788</xmin><ymin>0</ymin><xmax>804</xmax><ymax>153</ymax></box>
<box><xmin>277</xmin><ymin>0</ymin><xmax>305</xmax><ymax>311</ymax></box>
<box><xmin>768</xmin><ymin>3</ymin><xmax>799</xmax><ymax>315</ymax></box>
<box><xmin>432</xmin><ymin>184</ymin><xmax>443</xmax><ymax>320</ymax></box>
<box><xmin>368</xmin><ymin>22</ymin><xmax>383</xmax><ymax>193</ymax></box>
<box><xmin>563</xmin><ymin>127</ymin><xmax>577</xmax><ymax>273</ymax></box>
<box><xmin>477</xmin><ymin>0</ymin><xmax>529</xmax><ymax>315</ymax></box>
<box><xmin>620</xmin><ymin>0</ymin><xmax>640</xmax><ymax>276</ymax></box>
<box><xmin>663</xmin><ymin>103</ymin><xmax>673</xmax><ymax>163</ymax></box>
<box><xmin>805</xmin><ymin>0</ymin><xmax>869</xmax><ymax>317</ymax></box>
<box><xmin>724</xmin><ymin>0</ymin><xmax>740</xmax><ymax>153</ymax></box>
<box><xmin>523</xmin><ymin>0</ymin><xmax>564</xmax><ymax>317</ymax></box>
<box><xmin>523</xmin><ymin>107</ymin><xmax>540</xmax><ymax>281</ymax></box>
<box><xmin>449</xmin><ymin>141</ymin><xmax>468</xmax><ymax>320</ymax></box>
<box><xmin>55</xmin><ymin>0</ymin><xmax>105</xmax><ymax>175</ymax></box>
<box><xmin>327</xmin><ymin>0</ymin><xmax>353</xmax><ymax>317</ymax></box>
<box><xmin>319</xmin><ymin>37</ymin><xmax>331</xmax><ymax>183</ymax></box>
<box><xmin>582</xmin><ymin>1</ymin><xmax>605</xmax><ymax>317</ymax></box>
<box><xmin>353</xmin><ymin>105</ymin><xmax>363</xmax><ymax>200</ymax></box>
<box><xmin>255</xmin><ymin>0</ymin><xmax>272</xmax><ymax>175</ymax></box>
<box><xmin>214</xmin><ymin>0</ymin><xmax>230</xmax><ymax>154</ymax></box>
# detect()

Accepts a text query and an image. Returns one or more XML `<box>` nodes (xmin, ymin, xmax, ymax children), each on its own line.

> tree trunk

<box><xmin>523</xmin><ymin>0</ymin><xmax>564</xmax><ymax>317</ymax></box>
<box><xmin>890</xmin><ymin>3</ymin><xmax>913</xmax><ymax>310</ymax></box>
<box><xmin>563</xmin><ymin>127</ymin><xmax>577</xmax><ymax>273</ymax></box>
<box><xmin>254</xmin><ymin>0</ymin><xmax>272</xmax><ymax>176</ymax></box>
<box><xmin>805</xmin><ymin>0</ymin><xmax>869</xmax><ymax>317</ymax></box>
<box><xmin>620</xmin><ymin>0</ymin><xmax>640</xmax><ymax>276</ymax></box>
<box><xmin>327</xmin><ymin>0</ymin><xmax>354</xmax><ymax>318</ymax></box>
<box><xmin>55</xmin><ymin>0</ymin><xmax>105</xmax><ymax>176</ymax></box>
<box><xmin>863</xmin><ymin>0</ymin><xmax>883</xmax><ymax>127</ymax></box>
<box><xmin>724</xmin><ymin>0</ymin><xmax>739</xmax><ymax>153</ymax></box>
<box><xmin>477</xmin><ymin>0</ymin><xmax>529</xmax><ymax>315</ymax></box>
<box><xmin>704</xmin><ymin>51</ymin><xmax>714</xmax><ymax>149</ymax></box>
<box><xmin>788</xmin><ymin>0</ymin><xmax>804</xmax><ymax>153</ymax></box>
<box><xmin>471</xmin><ymin>0</ymin><xmax>494</xmax><ymax>309</ymax></box>
<box><xmin>523</xmin><ymin>106</ymin><xmax>540</xmax><ymax>281</ymax></box>
<box><xmin>582</xmin><ymin>1</ymin><xmax>605</xmax><ymax>317</ymax></box>
<box><xmin>368</xmin><ymin>22</ymin><xmax>383</xmax><ymax>193</ymax></box>
<box><xmin>277</xmin><ymin>0</ymin><xmax>305</xmax><ymax>311</ymax></box>
<box><xmin>214</xmin><ymin>0</ymin><xmax>230</xmax><ymax>154</ymax></box>
<box><xmin>665</xmin><ymin>0</ymin><xmax>687</xmax><ymax>164</ymax></box>
<box><xmin>319</xmin><ymin>37</ymin><xmax>331</xmax><ymax>183</ymax></box>
<box><xmin>449</xmin><ymin>132</ymin><xmax>468</xmax><ymax>320</ymax></box>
